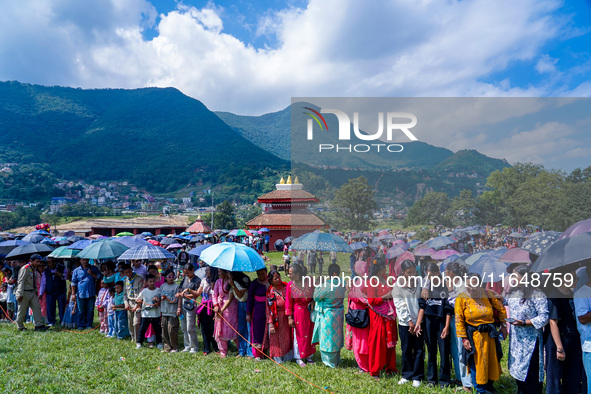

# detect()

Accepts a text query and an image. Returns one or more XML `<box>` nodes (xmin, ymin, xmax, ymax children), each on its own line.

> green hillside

<box><xmin>0</xmin><ymin>81</ymin><xmax>287</xmax><ymax>197</ymax></box>
<box><xmin>432</xmin><ymin>149</ymin><xmax>510</xmax><ymax>175</ymax></box>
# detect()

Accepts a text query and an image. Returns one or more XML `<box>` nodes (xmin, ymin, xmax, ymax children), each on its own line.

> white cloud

<box><xmin>536</xmin><ymin>54</ymin><xmax>558</xmax><ymax>74</ymax></box>
<box><xmin>0</xmin><ymin>0</ymin><xmax>585</xmax><ymax>119</ymax></box>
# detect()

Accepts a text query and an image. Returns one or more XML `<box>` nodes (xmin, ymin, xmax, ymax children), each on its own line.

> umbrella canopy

<box><xmin>386</xmin><ymin>246</ymin><xmax>408</xmax><ymax>260</ymax></box>
<box><xmin>451</xmin><ymin>230</ymin><xmax>469</xmax><ymax>240</ymax></box>
<box><xmin>117</xmin><ymin>244</ymin><xmax>175</xmax><ymax>261</ymax></box>
<box><xmin>377</xmin><ymin>234</ymin><xmax>395</xmax><ymax>241</ymax></box>
<box><xmin>498</xmin><ymin>248</ymin><xmax>531</xmax><ymax>264</ymax></box>
<box><xmin>142</xmin><ymin>232</ymin><xmax>154</xmax><ymax>236</ymax></box>
<box><xmin>68</xmin><ymin>239</ymin><xmax>93</xmax><ymax>250</ymax></box>
<box><xmin>229</xmin><ymin>229</ymin><xmax>252</xmax><ymax>237</ymax></box>
<box><xmin>469</xmin><ymin>256</ymin><xmax>509</xmax><ymax>283</ymax></box>
<box><xmin>520</xmin><ymin>231</ymin><xmax>562</xmax><ymax>256</ymax></box>
<box><xmin>283</xmin><ymin>236</ymin><xmax>295</xmax><ymax>244</ymax></box>
<box><xmin>22</xmin><ymin>233</ymin><xmax>46</xmax><ymax>243</ymax></box>
<box><xmin>259</xmin><ymin>228</ymin><xmax>269</xmax><ymax>232</ymax></box>
<box><xmin>432</xmin><ymin>249</ymin><xmax>460</xmax><ymax>260</ymax></box>
<box><xmin>349</xmin><ymin>242</ymin><xmax>369</xmax><ymax>251</ymax></box>
<box><xmin>188</xmin><ymin>244</ymin><xmax>212</xmax><ymax>257</ymax></box>
<box><xmin>426</xmin><ymin>236</ymin><xmax>457</xmax><ymax>249</ymax></box>
<box><xmin>159</xmin><ymin>237</ymin><xmax>176</xmax><ymax>245</ymax></box>
<box><xmin>508</xmin><ymin>232</ymin><xmax>527</xmax><ymax>238</ymax></box>
<box><xmin>6</xmin><ymin>243</ymin><xmax>54</xmax><ymax>260</ymax></box>
<box><xmin>407</xmin><ymin>240</ymin><xmax>421</xmax><ymax>248</ymax></box>
<box><xmin>559</xmin><ymin>218</ymin><xmax>591</xmax><ymax>240</ymax></box>
<box><xmin>413</xmin><ymin>247</ymin><xmax>436</xmax><ymax>257</ymax></box>
<box><xmin>352</xmin><ymin>233</ymin><xmax>370</xmax><ymax>239</ymax></box>
<box><xmin>77</xmin><ymin>240</ymin><xmax>129</xmax><ymax>260</ymax></box>
<box><xmin>200</xmin><ymin>242</ymin><xmax>265</xmax><ymax>272</ymax></box>
<box><xmin>116</xmin><ymin>232</ymin><xmax>134</xmax><ymax>237</ymax></box>
<box><xmin>0</xmin><ymin>240</ymin><xmax>32</xmax><ymax>257</ymax></box>
<box><xmin>531</xmin><ymin>231</ymin><xmax>591</xmax><ymax>272</ymax></box>
<box><xmin>290</xmin><ymin>232</ymin><xmax>352</xmax><ymax>252</ymax></box>
<box><xmin>439</xmin><ymin>254</ymin><xmax>467</xmax><ymax>272</ymax></box>
<box><xmin>394</xmin><ymin>252</ymin><xmax>415</xmax><ymax>276</ymax></box>
<box><xmin>378</xmin><ymin>230</ymin><xmax>389</xmax><ymax>236</ymax></box>
<box><xmin>166</xmin><ymin>243</ymin><xmax>183</xmax><ymax>250</ymax></box>
<box><xmin>113</xmin><ymin>236</ymin><xmax>150</xmax><ymax>249</ymax></box>
<box><xmin>48</xmin><ymin>246</ymin><xmax>81</xmax><ymax>259</ymax></box>
<box><xmin>40</xmin><ymin>238</ymin><xmax>57</xmax><ymax>246</ymax></box>
<box><xmin>148</xmin><ymin>239</ymin><xmax>162</xmax><ymax>247</ymax></box>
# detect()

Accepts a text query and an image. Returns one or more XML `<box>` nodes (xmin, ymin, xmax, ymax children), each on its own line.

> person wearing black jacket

<box><xmin>45</xmin><ymin>257</ymin><xmax>68</xmax><ymax>326</ymax></box>
<box><xmin>416</xmin><ymin>262</ymin><xmax>453</xmax><ymax>388</ymax></box>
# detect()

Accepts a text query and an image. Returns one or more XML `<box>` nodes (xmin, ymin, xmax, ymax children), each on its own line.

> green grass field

<box><xmin>0</xmin><ymin>252</ymin><xmax>520</xmax><ymax>393</ymax></box>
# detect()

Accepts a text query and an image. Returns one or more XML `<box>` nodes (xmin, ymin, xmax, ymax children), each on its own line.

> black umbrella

<box><xmin>451</xmin><ymin>230</ymin><xmax>469</xmax><ymax>240</ymax></box>
<box><xmin>531</xmin><ymin>231</ymin><xmax>591</xmax><ymax>272</ymax></box>
<box><xmin>160</xmin><ymin>237</ymin><xmax>175</xmax><ymax>245</ymax></box>
<box><xmin>521</xmin><ymin>231</ymin><xmax>562</xmax><ymax>256</ymax></box>
<box><xmin>5</xmin><ymin>243</ymin><xmax>54</xmax><ymax>260</ymax></box>
<box><xmin>284</xmin><ymin>236</ymin><xmax>295</xmax><ymax>244</ymax></box>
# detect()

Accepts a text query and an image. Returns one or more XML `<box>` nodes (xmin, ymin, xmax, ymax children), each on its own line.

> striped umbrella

<box><xmin>117</xmin><ymin>244</ymin><xmax>175</xmax><ymax>261</ymax></box>
<box><xmin>113</xmin><ymin>236</ymin><xmax>150</xmax><ymax>249</ymax></box>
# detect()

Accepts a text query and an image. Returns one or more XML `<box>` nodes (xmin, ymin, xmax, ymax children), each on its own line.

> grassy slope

<box><xmin>0</xmin><ymin>252</ymin><xmax>519</xmax><ymax>393</ymax></box>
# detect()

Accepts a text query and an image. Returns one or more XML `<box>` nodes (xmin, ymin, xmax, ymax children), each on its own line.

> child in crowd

<box><xmin>62</xmin><ymin>287</ymin><xmax>79</xmax><ymax>329</ymax></box>
<box><xmin>136</xmin><ymin>274</ymin><xmax>163</xmax><ymax>350</ymax></box>
<box><xmin>160</xmin><ymin>269</ymin><xmax>181</xmax><ymax>352</ymax></box>
<box><xmin>96</xmin><ymin>281</ymin><xmax>111</xmax><ymax>335</ymax></box>
<box><xmin>106</xmin><ymin>286</ymin><xmax>116</xmax><ymax>338</ymax></box>
<box><xmin>148</xmin><ymin>265</ymin><xmax>165</xmax><ymax>288</ymax></box>
<box><xmin>0</xmin><ymin>283</ymin><xmax>8</xmax><ymax>320</ymax></box>
<box><xmin>3</xmin><ymin>268</ymin><xmax>16</xmax><ymax>321</ymax></box>
<box><xmin>112</xmin><ymin>281</ymin><xmax>130</xmax><ymax>339</ymax></box>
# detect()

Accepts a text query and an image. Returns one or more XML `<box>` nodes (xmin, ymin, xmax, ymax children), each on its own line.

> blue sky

<box><xmin>0</xmin><ymin>0</ymin><xmax>590</xmax><ymax>169</ymax></box>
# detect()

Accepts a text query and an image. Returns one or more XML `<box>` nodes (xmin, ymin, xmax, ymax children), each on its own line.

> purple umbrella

<box><xmin>432</xmin><ymin>249</ymin><xmax>460</xmax><ymax>260</ymax></box>
<box><xmin>498</xmin><ymin>248</ymin><xmax>531</xmax><ymax>264</ymax></box>
<box><xmin>559</xmin><ymin>218</ymin><xmax>591</xmax><ymax>240</ymax></box>
<box><xmin>386</xmin><ymin>246</ymin><xmax>408</xmax><ymax>260</ymax></box>
<box><xmin>414</xmin><ymin>247</ymin><xmax>436</xmax><ymax>257</ymax></box>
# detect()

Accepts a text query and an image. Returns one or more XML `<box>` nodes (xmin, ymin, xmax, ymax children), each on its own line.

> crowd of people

<box><xmin>1</xmin><ymin>225</ymin><xmax>590</xmax><ymax>394</ymax></box>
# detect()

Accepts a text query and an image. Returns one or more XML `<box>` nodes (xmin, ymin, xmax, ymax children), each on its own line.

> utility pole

<box><xmin>211</xmin><ymin>191</ymin><xmax>214</xmax><ymax>229</ymax></box>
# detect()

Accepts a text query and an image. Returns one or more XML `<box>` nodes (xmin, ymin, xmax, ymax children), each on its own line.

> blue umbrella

<box><xmin>117</xmin><ymin>244</ymin><xmax>175</xmax><ymax>261</ymax></box>
<box><xmin>77</xmin><ymin>240</ymin><xmax>129</xmax><ymax>260</ymax></box>
<box><xmin>290</xmin><ymin>232</ymin><xmax>352</xmax><ymax>252</ymax></box>
<box><xmin>141</xmin><ymin>232</ymin><xmax>154</xmax><ymax>236</ymax></box>
<box><xmin>22</xmin><ymin>233</ymin><xmax>46</xmax><ymax>243</ymax></box>
<box><xmin>426</xmin><ymin>236</ymin><xmax>457</xmax><ymax>249</ymax></box>
<box><xmin>469</xmin><ymin>256</ymin><xmax>509</xmax><ymax>283</ymax></box>
<box><xmin>41</xmin><ymin>238</ymin><xmax>57</xmax><ymax>245</ymax></box>
<box><xmin>439</xmin><ymin>253</ymin><xmax>467</xmax><ymax>272</ymax></box>
<box><xmin>188</xmin><ymin>244</ymin><xmax>212</xmax><ymax>257</ymax></box>
<box><xmin>113</xmin><ymin>236</ymin><xmax>150</xmax><ymax>249</ymax></box>
<box><xmin>0</xmin><ymin>239</ymin><xmax>31</xmax><ymax>257</ymax></box>
<box><xmin>200</xmin><ymin>242</ymin><xmax>265</xmax><ymax>272</ymax></box>
<box><xmin>68</xmin><ymin>239</ymin><xmax>93</xmax><ymax>250</ymax></box>
<box><xmin>349</xmin><ymin>242</ymin><xmax>369</xmax><ymax>251</ymax></box>
<box><xmin>259</xmin><ymin>228</ymin><xmax>270</xmax><ymax>232</ymax></box>
<box><xmin>521</xmin><ymin>231</ymin><xmax>562</xmax><ymax>256</ymax></box>
<box><xmin>386</xmin><ymin>246</ymin><xmax>408</xmax><ymax>260</ymax></box>
<box><xmin>407</xmin><ymin>240</ymin><xmax>421</xmax><ymax>248</ymax></box>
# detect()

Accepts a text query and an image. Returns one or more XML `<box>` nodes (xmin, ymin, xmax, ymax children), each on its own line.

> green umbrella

<box><xmin>48</xmin><ymin>246</ymin><xmax>80</xmax><ymax>259</ymax></box>
<box><xmin>116</xmin><ymin>232</ymin><xmax>134</xmax><ymax>237</ymax></box>
<box><xmin>77</xmin><ymin>240</ymin><xmax>129</xmax><ymax>260</ymax></box>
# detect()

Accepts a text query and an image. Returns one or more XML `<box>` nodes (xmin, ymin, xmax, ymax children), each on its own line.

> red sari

<box><xmin>285</xmin><ymin>281</ymin><xmax>316</xmax><ymax>359</ymax></box>
<box><xmin>366</xmin><ymin>278</ymin><xmax>398</xmax><ymax>377</ymax></box>
<box><xmin>266</xmin><ymin>283</ymin><xmax>293</xmax><ymax>358</ymax></box>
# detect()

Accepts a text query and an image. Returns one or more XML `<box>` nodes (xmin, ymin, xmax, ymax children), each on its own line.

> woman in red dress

<box><xmin>366</xmin><ymin>258</ymin><xmax>398</xmax><ymax>379</ymax></box>
<box><xmin>266</xmin><ymin>269</ymin><xmax>293</xmax><ymax>363</ymax></box>
<box><xmin>286</xmin><ymin>264</ymin><xmax>316</xmax><ymax>367</ymax></box>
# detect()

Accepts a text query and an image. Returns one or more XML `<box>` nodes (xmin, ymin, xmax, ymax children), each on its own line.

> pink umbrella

<box><xmin>558</xmin><ymin>218</ymin><xmax>591</xmax><ymax>240</ymax></box>
<box><xmin>414</xmin><ymin>247</ymin><xmax>436</xmax><ymax>257</ymax></box>
<box><xmin>392</xmin><ymin>239</ymin><xmax>405</xmax><ymax>245</ymax></box>
<box><xmin>393</xmin><ymin>251</ymin><xmax>415</xmax><ymax>276</ymax></box>
<box><xmin>498</xmin><ymin>248</ymin><xmax>531</xmax><ymax>264</ymax></box>
<box><xmin>378</xmin><ymin>230</ymin><xmax>389</xmax><ymax>236</ymax></box>
<box><xmin>432</xmin><ymin>249</ymin><xmax>460</xmax><ymax>260</ymax></box>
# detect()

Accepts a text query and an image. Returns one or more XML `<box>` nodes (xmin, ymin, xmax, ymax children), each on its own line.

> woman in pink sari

<box><xmin>213</xmin><ymin>269</ymin><xmax>239</xmax><ymax>357</ymax></box>
<box><xmin>348</xmin><ymin>260</ymin><xmax>371</xmax><ymax>372</ymax></box>
<box><xmin>286</xmin><ymin>264</ymin><xmax>316</xmax><ymax>367</ymax></box>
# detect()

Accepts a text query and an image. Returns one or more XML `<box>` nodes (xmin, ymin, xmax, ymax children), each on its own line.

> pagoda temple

<box><xmin>186</xmin><ymin>215</ymin><xmax>213</xmax><ymax>234</ymax></box>
<box><xmin>246</xmin><ymin>176</ymin><xmax>328</xmax><ymax>243</ymax></box>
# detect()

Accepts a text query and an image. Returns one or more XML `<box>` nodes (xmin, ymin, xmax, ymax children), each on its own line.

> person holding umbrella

<box><xmin>15</xmin><ymin>254</ymin><xmax>46</xmax><ymax>331</ymax></box>
<box><xmin>574</xmin><ymin>261</ymin><xmax>591</xmax><ymax>394</ymax></box>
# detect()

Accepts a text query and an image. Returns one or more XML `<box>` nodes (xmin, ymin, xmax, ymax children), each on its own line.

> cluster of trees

<box><xmin>331</xmin><ymin>176</ymin><xmax>377</xmax><ymax>231</ymax></box>
<box><xmin>55</xmin><ymin>203</ymin><xmax>115</xmax><ymax>218</ymax></box>
<box><xmin>195</xmin><ymin>201</ymin><xmax>261</xmax><ymax>231</ymax></box>
<box><xmin>0</xmin><ymin>164</ymin><xmax>61</xmax><ymax>201</ymax></box>
<box><xmin>404</xmin><ymin>163</ymin><xmax>591</xmax><ymax>231</ymax></box>
<box><xmin>0</xmin><ymin>206</ymin><xmax>42</xmax><ymax>231</ymax></box>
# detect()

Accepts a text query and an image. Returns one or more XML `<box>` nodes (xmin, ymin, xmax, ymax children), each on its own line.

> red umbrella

<box><xmin>148</xmin><ymin>239</ymin><xmax>162</xmax><ymax>247</ymax></box>
<box><xmin>498</xmin><ymin>248</ymin><xmax>531</xmax><ymax>264</ymax></box>
<box><xmin>378</xmin><ymin>230</ymin><xmax>389</xmax><ymax>236</ymax></box>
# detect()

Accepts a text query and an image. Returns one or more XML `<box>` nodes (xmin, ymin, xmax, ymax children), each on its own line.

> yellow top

<box><xmin>294</xmin><ymin>176</ymin><xmax>300</xmax><ymax>184</ymax></box>
<box><xmin>286</xmin><ymin>175</ymin><xmax>292</xmax><ymax>184</ymax></box>
<box><xmin>279</xmin><ymin>177</ymin><xmax>285</xmax><ymax>184</ymax></box>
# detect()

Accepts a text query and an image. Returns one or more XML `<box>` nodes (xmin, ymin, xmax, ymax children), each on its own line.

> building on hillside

<box><xmin>186</xmin><ymin>215</ymin><xmax>213</xmax><ymax>234</ymax></box>
<box><xmin>246</xmin><ymin>176</ymin><xmax>328</xmax><ymax>245</ymax></box>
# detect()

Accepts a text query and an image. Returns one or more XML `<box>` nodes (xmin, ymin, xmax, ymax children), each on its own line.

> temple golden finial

<box><xmin>294</xmin><ymin>176</ymin><xmax>300</xmax><ymax>184</ymax></box>
<box><xmin>279</xmin><ymin>177</ymin><xmax>285</xmax><ymax>184</ymax></box>
<box><xmin>197</xmin><ymin>215</ymin><xmax>202</xmax><ymax>220</ymax></box>
<box><xmin>287</xmin><ymin>175</ymin><xmax>292</xmax><ymax>184</ymax></box>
